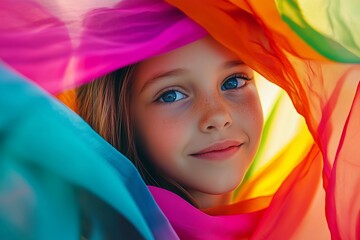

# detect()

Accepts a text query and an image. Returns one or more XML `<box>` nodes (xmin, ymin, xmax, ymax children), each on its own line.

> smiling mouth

<box><xmin>190</xmin><ymin>141</ymin><xmax>242</xmax><ymax>161</ymax></box>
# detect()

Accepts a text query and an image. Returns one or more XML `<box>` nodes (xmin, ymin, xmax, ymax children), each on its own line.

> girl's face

<box><xmin>131</xmin><ymin>37</ymin><xmax>263</xmax><ymax>208</ymax></box>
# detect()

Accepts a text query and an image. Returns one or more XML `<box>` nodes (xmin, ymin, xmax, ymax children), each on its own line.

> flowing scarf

<box><xmin>0</xmin><ymin>0</ymin><xmax>359</xmax><ymax>239</ymax></box>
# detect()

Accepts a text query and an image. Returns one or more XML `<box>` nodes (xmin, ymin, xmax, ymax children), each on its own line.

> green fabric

<box><xmin>277</xmin><ymin>0</ymin><xmax>360</xmax><ymax>62</ymax></box>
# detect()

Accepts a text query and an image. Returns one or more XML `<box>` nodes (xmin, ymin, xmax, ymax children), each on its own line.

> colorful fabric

<box><xmin>0</xmin><ymin>0</ymin><xmax>206</xmax><ymax>94</ymax></box>
<box><xmin>166</xmin><ymin>0</ymin><xmax>360</xmax><ymax>238</ymax></box>
<box><xmin>1</xmin><ymin>0</ymin><xmax>359</xmax><ymax>239</ymax></box>
<box><xmin>0</xmin><ymin>65</ymin><xmax>177</xmax><ymax>239</ymax></box>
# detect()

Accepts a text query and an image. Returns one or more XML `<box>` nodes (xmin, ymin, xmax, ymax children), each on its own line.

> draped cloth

<box><xmin>164</xmin><ymin>0</ymin><xmax>360</xmax><ymax>239</ymax></box>
<box><xmin>0</xmin><ymin>0</ymin><xmax>359</xmax><ymax>239</ymax></box>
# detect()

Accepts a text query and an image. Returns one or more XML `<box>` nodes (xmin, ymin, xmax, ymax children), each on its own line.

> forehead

<box><xmin>135</xmin><ymin>36</ymin><xmax>241</xmax><ymax>79</ymax></box>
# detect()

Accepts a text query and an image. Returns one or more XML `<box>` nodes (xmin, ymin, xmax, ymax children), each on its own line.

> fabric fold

<box><xmin>0</xmin><ymin>0</ymin><xmax>359</xmax><ymax>239</ymax></box>
<box><xmin>0</xmin><ymin>66</ymin><xmax>178</xmax><ymax>239</ymax></box>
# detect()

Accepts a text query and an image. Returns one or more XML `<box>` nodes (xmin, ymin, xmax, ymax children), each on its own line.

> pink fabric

<box><xmin>165</xmin><ymin>1</ymin><xmax>360</xmax><ymax>238</ymax></box>
<box><xmin>1</xmin><ymin>0</ymin><xmax>359</xmax><ymax>239</ymax></box>
<box><xmin>326</xmin><ymin>83</ymin><xmax>360</xmax><ymax>239</ymax></box>
<box><xmin>0</xmin><ymin>0</ymin><xmax>206</xmax><ymax>94</ymax></box>
<box><xmin>149</xmin><ymin>143</ymin><xmax>325</xmax><ymax>239</ymax></box>
<box><xmin>149</xmin><ymin>186</ymin><xmax>264</xmax><ymax>239</ymax></box>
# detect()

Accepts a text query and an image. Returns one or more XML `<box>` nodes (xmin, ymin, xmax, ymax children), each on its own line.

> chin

<box><xmin>201</xmin><ymin>177</ymin><xmax>243</xmax><ymax>195</ymax></box>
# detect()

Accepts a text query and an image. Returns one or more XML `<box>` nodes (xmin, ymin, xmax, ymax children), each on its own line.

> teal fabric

<box><xmin>0</xmin><ymin>65</ymin><xmax>177</xmax><ymax>240</ymax></box>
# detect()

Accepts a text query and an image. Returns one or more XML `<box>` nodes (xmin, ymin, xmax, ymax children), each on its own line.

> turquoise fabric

<box><xmin>0</xmin><ymin>65</ymin><xmax>177</xmax><ymax>240</ymax></box>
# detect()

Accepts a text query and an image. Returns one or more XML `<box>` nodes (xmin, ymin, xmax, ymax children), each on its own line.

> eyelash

<box><xmin>155</xmin><ymin>72</ymin><xmax>252</xmax><ymax>104</ymax></box>
<box><xmin>228</xmin><ymin>73</ymin><xmax>252</xmax><ymax>80</ymax></box>
<box><xmin>221</xmin><ymin>73</ymin><xmax>252</xmax><ymax>91</ymax></box>
<box><xmin>155</xmin><ymin>87</ymin><xmax>187</xmax><ymax>104</ymax></box>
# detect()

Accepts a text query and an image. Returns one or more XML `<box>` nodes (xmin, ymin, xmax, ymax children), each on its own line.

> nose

<box><xmin>199</xmin><ymin>97</ymin><xmax>233</xmax><ymax>133</ymax></box>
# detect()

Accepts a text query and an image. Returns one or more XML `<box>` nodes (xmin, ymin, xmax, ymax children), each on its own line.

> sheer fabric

<box><xmin>0</xmin><ymin>0</ymin><xmax>206</xmax><ymax>93</ymax></box>
<box><xmin>166</xmin><ymin>0</ymin><xmax>360</xmax><ymax>238</ymax></box>
<box><xmin>1</xmin><ymin>0</ymin><xmax>359</xmax><ymax>239</ymax></box>
<box><xmin>0</xmin><ymin>66</ymin><xmax>178</xmax><ymax>239</ymax></box>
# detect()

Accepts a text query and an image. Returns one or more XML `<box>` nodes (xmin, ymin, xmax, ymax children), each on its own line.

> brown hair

<box><xmin>76</xmin><ymin>65</ymin><xmax>197</xmax><ymax>206</ymax></box>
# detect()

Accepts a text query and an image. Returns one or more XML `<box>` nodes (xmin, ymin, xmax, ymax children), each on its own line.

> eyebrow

<box><xmin>140</xmin><ymin>68</ymin><xmax>187</xmax><ymax>94</ymax></box>
<box><xmin>139</xmin><ymin>60</ymin><xmax>246</xmax><ymax>93</ymax></box>
<box><xmin>222</xmin><ymin>60</ymin><xmax>245</xmax><ymax>69</ymax></box>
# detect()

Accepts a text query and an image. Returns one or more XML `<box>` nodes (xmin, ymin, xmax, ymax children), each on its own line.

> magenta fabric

<box><xmin>149</xmin><ymin>186</ymin><xmax>264</xmax><ymax>239</ymax></box>
<box><xmin>0</xmin><ymin>0</ymin><xmax>206</xmax><ymax>94</ymax></box>
<box><xmin>1</xmin><ymin>0</ymin><xmax>359</xmax><ymax>239</ymax></box>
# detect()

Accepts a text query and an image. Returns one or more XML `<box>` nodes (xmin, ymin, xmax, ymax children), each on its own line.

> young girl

<box><xmin>0</xmin><ymin>0</ymin><xmax>359</xmax><ymax>239</ymax></box>
<box><xmin>77</xmin><ymin>36</ymin><xmax>264</xmax><ymax>209</ymax></box>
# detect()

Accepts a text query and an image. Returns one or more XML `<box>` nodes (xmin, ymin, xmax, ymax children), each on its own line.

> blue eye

<box><xmin>158</xmin><ymin>90</ymin><xmax>186</xmax><ymax>103</ymax></box>
<box><xmin>221</xmin><ymin>74</ymin><xmax>250</xmax><ymax>91</ymax></box>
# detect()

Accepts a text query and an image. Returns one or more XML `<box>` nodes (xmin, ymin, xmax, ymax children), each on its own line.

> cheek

<box><xmin>232</xmin><ymin>87</ymin><xmax>263</xmax><ymax>152</ymax></box>
<box><xmin>134</xmin><ymin>108</ymin><xmax>191</xmax><ymax>168</ymax></box>
<box><xmin>243</xmin><ymin>91</ymin><xmax>263</xmax><ymax>151</ymax></box>
<box><xmin>144</xmin><ymin>119</ymin><xmax>180</xmax><ymax>150</ymax></box>
<box><xmin>247</xmin><ymin>98</ymin><xmax>263</xmax><ymax>133</ymax></box>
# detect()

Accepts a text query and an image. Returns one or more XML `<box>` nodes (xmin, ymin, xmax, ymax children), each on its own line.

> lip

<box><xmin>190</xmin><ymin>140</ymin><xmax>242</xmax><ymax>161</ymax></box>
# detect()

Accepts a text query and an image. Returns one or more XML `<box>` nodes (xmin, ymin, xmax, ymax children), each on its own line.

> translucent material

<box><xmin>0</xmin><ymin>0</ymin><xmax>206</xmax><ymax>93</ymax></box>
<box><xmin>1</xmin><ymin>0</ymin><xmax>359</xmax><ymax>239</ymax></box>
<box><xmin>0</xmin><ymin>66</ymin><xmax>178</xmax><ymax>240</ymax></box>
<box><xmin>166</xmin><ymin>0</ymin><xmax>360</xmax><ymax>238</ymax></box>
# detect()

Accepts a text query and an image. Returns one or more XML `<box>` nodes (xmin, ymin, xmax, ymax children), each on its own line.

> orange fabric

<box><xmin>57</xmin><ymin>89</ymin><xmax>78</xmax><ymax>113</ymax></box>
<box><xmin>166</xmin><ymin>0</ymin><xmax>360</xmax><ymax>238</ymax></box>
